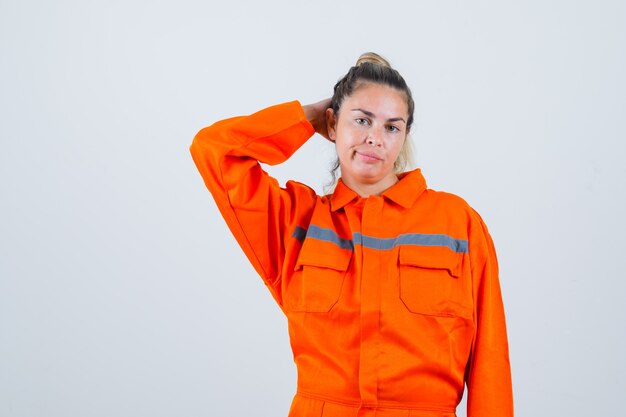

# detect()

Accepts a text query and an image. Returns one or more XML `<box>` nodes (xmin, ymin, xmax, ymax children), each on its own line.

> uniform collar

<box><xmin>330</xmin><ymin>168</ymin><xmax>428</xmax><ymax>211</ymax></box>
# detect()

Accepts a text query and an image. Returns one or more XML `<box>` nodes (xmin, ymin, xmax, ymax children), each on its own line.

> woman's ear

<box><xmin>326</xmin><ymin>108</ymin><xmax>337</xmax><ymax>141</ymax></box>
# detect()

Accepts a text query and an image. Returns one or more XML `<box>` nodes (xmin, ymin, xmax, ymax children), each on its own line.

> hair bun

<box><xmin>355</xmin><ymin>52</ymin><xmax>391</xmax><ymax>68</ymax></box>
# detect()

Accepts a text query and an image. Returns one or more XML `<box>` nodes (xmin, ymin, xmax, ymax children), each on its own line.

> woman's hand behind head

<box><xmin>303</xmin><ymin>98</ymin><xmax>333</xmax><ymax>141</ymax></box>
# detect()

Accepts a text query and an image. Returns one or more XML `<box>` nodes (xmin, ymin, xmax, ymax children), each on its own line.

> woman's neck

<box><xmin>342</xmin><ymin>175</ymin><xmax>399</xmax><ymax>198</ymax></box>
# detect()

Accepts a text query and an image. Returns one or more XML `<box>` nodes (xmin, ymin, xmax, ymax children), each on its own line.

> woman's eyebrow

<box><xmin>350</xmin><ymin>108</ymin><xmax>406</xmax><ymax>124</ymax></box>
<box><xmin>351</xmin><ymin>108</ymin><xmax>375</xmax><ymax>117</ymax></box>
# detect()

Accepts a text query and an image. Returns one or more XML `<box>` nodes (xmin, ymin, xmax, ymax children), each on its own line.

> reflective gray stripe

<box><xmin>292</xmin><ymin>225</ymin><xmax>307</xmax><ymax>242</ymax></box>
<box><xmin>306</xmin><ymin>225</ymin><xmax>354</xmax><ymax>250</ymax></box>
<box><xmin>354</xmin><ymin>232</ymin><xmax>468</xmax><ymax>253</ymax></box>
<box><xmin>293</xmin><ymin>226</ymin><xmax>468</xmax><ymax>253</ymax></box>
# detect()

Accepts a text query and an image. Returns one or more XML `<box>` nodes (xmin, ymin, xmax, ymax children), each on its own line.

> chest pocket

<box><xmin>398</xmin><ymin>245</ymin><xmax>472</xmax><ymax>319</ymax></box>
<box><xmin>285</xmin><ymin>241</ymin><xmax>352</xmax><ymax>313</ymax></box>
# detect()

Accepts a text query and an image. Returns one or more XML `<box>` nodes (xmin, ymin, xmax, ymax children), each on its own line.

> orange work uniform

<box><xmin>190</xmin><ymin>101</ymin><xmax>513</xmax><ymax>417</ymax></box>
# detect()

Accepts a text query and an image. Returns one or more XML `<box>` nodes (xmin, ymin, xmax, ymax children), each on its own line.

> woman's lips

<box><xmin>355</xmin><ymin>150</ymin><xmax>383</xmax><ymax>162</ymax></box>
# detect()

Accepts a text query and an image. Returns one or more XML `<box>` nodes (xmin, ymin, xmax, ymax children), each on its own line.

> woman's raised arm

<box><xmin>190</xmin><ymin>101</ymin><xmax>321</xmax><ymax>305</ymax></box>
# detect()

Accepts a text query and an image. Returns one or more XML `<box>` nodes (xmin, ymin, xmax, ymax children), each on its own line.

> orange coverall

<box><xmin>190</xmin><ymin>101</ymin><xmax>513</xmax><ymax>417</ymax></box>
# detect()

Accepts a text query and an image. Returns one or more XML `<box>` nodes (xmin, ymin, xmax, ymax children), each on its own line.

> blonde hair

<box><xmin>355</xmin><ymin>52</ymin><xmax>391</xmax><ymax>67</ymax></box>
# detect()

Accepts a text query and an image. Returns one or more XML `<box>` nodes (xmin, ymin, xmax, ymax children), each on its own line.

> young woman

<box><xmin>190</xmin><ymin>53</ymin><xmax>513</xmax><ymax>417</ymax></box>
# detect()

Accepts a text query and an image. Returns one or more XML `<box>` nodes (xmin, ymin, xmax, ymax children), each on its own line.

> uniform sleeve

<box><xmin>466</xmin><ymin>211</ymin><xmax>514</xmax><ymax>417</ymax></box>
<box><xmin>189</xmin><ymin>101</ymin><xmax>317</xmax><ymax>304</ymax></box>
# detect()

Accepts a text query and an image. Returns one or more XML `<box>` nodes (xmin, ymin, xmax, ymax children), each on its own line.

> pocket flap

<box><xmin>398</xmin><ymin>245</ymin><xmax>463</xmax><ymax>278</ymax></box>
<box><xmin>295</xmin><ymin>237</ymin><xmax>352</xmax><ymax>271</ymax></box>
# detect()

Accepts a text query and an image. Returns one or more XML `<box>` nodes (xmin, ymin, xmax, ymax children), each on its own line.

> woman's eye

<box><xmin>355</xmin><ymin>118</ymin><xmax>369</xmax><ymax>126</ymax></box>
<box><xmin>386</xmin><ymin>125</ymin><xmax>400</xmax><ymax>133</ymax></box>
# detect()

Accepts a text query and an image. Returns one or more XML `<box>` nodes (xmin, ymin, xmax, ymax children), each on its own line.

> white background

<box><xmin>1</xmin><ymin>1</ymin><xmax>625</xmax><ymax>416</ymax></box>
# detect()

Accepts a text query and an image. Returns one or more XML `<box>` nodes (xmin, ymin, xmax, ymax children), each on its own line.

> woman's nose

<box><xmin>367</xmin><ymin>129</ymin><xmax>383</xmax><ymax>146</ymax></box>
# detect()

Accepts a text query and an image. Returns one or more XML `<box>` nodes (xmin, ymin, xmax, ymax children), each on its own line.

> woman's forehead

<box><xmin>341</xmin><ymin>83</ymin><xmax>409</xmax><ymax>119</ymax></box>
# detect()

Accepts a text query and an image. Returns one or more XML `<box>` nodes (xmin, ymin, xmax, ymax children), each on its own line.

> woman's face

<box><xmin>327</xmin><ymin>82</ymin><xmax>409</xmax><ymax>194</ymax></box>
